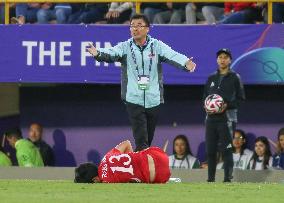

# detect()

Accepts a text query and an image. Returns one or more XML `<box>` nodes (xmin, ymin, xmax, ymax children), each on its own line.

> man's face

<box><xmin>255</xmin><ymin>141</ymin><xmax>266</xmax><ymax>157</ymax></box>
<box><xmin>217</xmin><ymin>53</ymin><xmax>231</xmax><ymax>70</ymax></box>
<box><xmin>130</xmin><ymin>19</ymin><xmax>149</xmax><ymax>41</ymax></box>
<box><xmin>28</xmin><ymin>124</ymin><xmax>42</xmax><ymax>142</ymax></box>
<box><xmin>6</xmin><ymin>136</ymin><xmax>17</xmax><ymax>148</ymax></box>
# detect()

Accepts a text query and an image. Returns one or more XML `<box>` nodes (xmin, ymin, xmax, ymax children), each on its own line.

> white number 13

<box><xmin>109</xmin><ymin>154</ymin><xmax>134</xmax><ymax>175</ymax></box>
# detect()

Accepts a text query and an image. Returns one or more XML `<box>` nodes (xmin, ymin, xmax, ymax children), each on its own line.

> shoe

<box><xmin>224</xmin><ymin>175</ymin><xmax>233</xmax><ymax>183</ymax></box>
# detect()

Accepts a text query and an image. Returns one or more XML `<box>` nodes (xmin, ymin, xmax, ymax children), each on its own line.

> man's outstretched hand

<box><xmin>86</xmin><ymin>43</ymin><xmax>98</xmax><ymax>57</ymax></box>
<box><xmin>186</xmin><ymin>57</ymin><xmax>196</xmax><ymax>72</ymax></box>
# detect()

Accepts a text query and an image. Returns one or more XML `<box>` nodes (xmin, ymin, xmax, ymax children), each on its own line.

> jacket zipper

<box><xmin>140</xmin><ymin>48</ymin><xmax>146</xmax><ymax>108</ymax></box>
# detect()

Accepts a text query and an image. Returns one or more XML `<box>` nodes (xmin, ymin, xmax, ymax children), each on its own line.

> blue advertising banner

<box><xmin>0</xmin><ymin>24</ymin><xmax>283</xmax><ymax>84</ymax></box>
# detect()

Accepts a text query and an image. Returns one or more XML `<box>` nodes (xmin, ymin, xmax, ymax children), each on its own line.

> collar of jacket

<box><xmin>132</xmin><ymin>35</ymin><xmax>151</xmax><ymax>50</ymax></box>
<box><xmin>216</xmin><ymin>68</ymin><xmax>234</xmax><ymax>76</ymax></box>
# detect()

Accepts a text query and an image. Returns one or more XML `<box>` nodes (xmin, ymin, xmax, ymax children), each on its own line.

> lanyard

<box><xmin>172</xmin><ymin>156</ymin><xmax>190</xmax><ymax>169</ymax></box>
<box><xmin>130</xmin><ymin>40</ymin><xmax>154</xmax><ymax>76</ymax></box>
<box><xmin>235</xmin><ymin>154</ymin><xmax>243</xmax><ymax>168</ymax></box>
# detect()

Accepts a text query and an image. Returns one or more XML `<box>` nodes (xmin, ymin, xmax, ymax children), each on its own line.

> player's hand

<box><xmin>185</xmin><ymin>57</ymin><xmax>196</xmax><ymax>72</ymax></box>
<box><xmin>86</xmin><ymin>43</ymin><xmax>98</xmax><ymax>57</ymax></box>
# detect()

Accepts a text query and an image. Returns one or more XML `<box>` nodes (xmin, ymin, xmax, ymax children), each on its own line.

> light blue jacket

<box><xmin>95</xmin><ymin>35</ymin><xmax>190</xmax><ymax>108</ymax></box>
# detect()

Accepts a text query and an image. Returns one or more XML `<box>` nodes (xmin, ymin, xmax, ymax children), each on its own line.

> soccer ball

<box><xmin>204</xmin><ymin>94</ymin><xmax>224</xmax><ymax>114</ymax></box>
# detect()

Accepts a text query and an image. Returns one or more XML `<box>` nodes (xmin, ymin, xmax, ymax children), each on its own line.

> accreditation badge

<box><xmin>137</xmin><ymin>75</ymin><xmax>150</xmax><ymax>90</ymax></box>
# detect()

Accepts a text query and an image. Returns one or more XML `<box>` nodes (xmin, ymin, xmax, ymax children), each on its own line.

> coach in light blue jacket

<box><xmin>87</xmin><ymin>14</ymin><xmax>196</xmax><ymax>151</ymax></box>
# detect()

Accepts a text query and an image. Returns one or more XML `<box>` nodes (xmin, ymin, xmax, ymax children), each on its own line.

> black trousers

<box><xmin>205</xmin><ymin>120</ymin><xmax>235</xmax><ymax>182</ymax></box>
<box><xmin>126</xmin><ymin>102</ymin><xmax>160</xmax><ymax>151</ymax></box>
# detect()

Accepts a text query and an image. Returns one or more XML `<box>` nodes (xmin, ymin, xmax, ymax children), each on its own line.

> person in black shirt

<box><xmin>203</xmin><ymin>49</ymin><xmax>245</xmax><ymax>182</ymax></box>
<box><xmin>28</xmin><ymin>123</ymin><xmax>55</xmax><ymax>166</ymax></box>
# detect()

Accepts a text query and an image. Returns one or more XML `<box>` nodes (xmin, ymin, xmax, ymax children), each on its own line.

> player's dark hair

<box><xmin>251</xmin><ymin>136</ymin><xmax>272</xmax><ymax>170</ymax></box>
<box><xmin>4</xmin><ymin>128</ymin><xmax>23</xmax><ymax>139</ymax></box>
<box><xmin>173</xmin><ymin>134</ymin><xmax>193</xmax><ymax>156</ymax></box>
<box><xmin>74</xmin><ymin>163</ymin><xmax>98</xmax><ymax>183</ymax></box>
<box><xmin>130</xmin><ymin>14</ymin><xmax>150</xmax><ymax>27</ymax></box>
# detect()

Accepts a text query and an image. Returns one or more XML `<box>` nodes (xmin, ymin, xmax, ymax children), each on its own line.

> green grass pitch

<box><xmin>0</xmin><ymin>180</ymin><xmax>283</xmax><ymax>203</ymax></box>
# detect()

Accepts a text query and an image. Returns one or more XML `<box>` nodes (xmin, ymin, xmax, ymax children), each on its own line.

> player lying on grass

<box><xmin>74</xmin><ymin>140</ymin><xmax>171</xmax><ymax>183</ymax></box>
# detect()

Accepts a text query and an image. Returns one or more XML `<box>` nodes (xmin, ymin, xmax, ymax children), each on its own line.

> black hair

<box><xmin>74</xmin><ymin>163</ymin><xmax>98</xmax><ymax>183</ymax></box>
<box><xmin>173</xmin><ymin>134</ymin><xmax>193</xmax><ymax>156</ymax></box>
<box><xmin>252</xmin><ymin>136</ymin><xmax>272</xmax><ymax>170</ymax></box>
<box><xmin>277</xmin><ymin>128</ymin><xmax>284</xmax><ymax>140</ymax></box>
<box><xmin>277</xmin><ymin>127</ymin><xmax>284</xmax><ymax>153</ymax></box>
<box><xmin>130</xmin><ymin>14</ymin><xmax>150</xmax><ymax>27</ymax></box>
<box><xmin>233</xmin><ymin>129</ymin><xmax>247</xmax><ymax>155</ymax></box>
<box><xmin>5</xmin><ymin>128</ymin><xmax>23</xmax><ymax>139</ymax></box>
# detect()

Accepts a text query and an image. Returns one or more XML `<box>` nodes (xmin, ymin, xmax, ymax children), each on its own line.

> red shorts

<box><xmin>142</xmin><ymin>147</ymin><xmax>171</xmax><ymax>183</ymax></box>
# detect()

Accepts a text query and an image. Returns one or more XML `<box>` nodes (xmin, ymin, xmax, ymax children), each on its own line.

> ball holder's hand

<box><xmin>86</xmin><ymin>43</ymin><xmax>98</xmax><ymax>57</ymax></box>
<box><xmin>217</xmin><ymin>103</ymin><xmax>227</xmax><ymax>114</ymax></box>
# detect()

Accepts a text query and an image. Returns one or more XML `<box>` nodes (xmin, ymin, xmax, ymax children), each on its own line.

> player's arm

<box><xmin>115</xmin><ymin>140</ymin><xmax>133</xmax><ymax>153</ymax></box>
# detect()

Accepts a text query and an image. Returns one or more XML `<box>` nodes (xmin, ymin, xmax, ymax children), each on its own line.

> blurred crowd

<box><xmin>0</xmin><ymin>2</ymin><xmax>284</xmax><ymax>25</ymax></box>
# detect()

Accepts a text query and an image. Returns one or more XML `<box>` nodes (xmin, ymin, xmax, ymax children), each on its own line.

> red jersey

<box><xmin>98</xmin><ymin>147</ymin><xmax>170</xmax><ymax>183</ymax></box>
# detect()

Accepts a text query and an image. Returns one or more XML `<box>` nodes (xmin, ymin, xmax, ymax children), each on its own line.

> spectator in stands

<box><xmin>232</xmin><ymin>129</ymin><xmax>253</xmax><ymax>170</ymax></box>
<box><xmin>141</xmin><ymin>3</ymin><xmax>167</xmax><ymax>23</ymax></box>
<box><xmin>219</xmin><ymin>3</ymin><xmax>263</xmax><ymax>24</ymax></box>
<box><xmin>0</xmin><ymin>147</ymin><xmax>12</xmax><ymax>166</ymax></box>
<box><xmin>153</xmin><ymin>2</ymin><xmax>187</xmax><ymax>24</ymax></box>
<box><xmin>202</xmin><ymin>3</ymin><xmax>224</xmax><ymax>24</ymax></box>
<box><xmin>106</xmin><ymin>2</ymin><xmax>133</xmax><ymax>24</ymax></box>
<box><xmin>5</xmin><ymin>128</ymin><xmax>44</xmax><ymax>167</ymax></box>
<box><xmin>248</xmin><ymin>136</ymin><xmax>272</xmax><ymax>170</ymax></box>
<box><xmin>37</xmin><ymin>3</ymin><xmax>72</xmax><ymax>24</ymax></box>
<box><xmin>272</xmin><ymin>128</ymin><xmax>284</xmax><ymax>169</ymax></box>
<box><xmin>169</xmin><ymin>135</ymin><xmax>200</xmax><ymax>169</ymax></box>
<box><xmin>67</xmin><ymin>3</ymin><xmax>108</xmax><ymax>24</ymax></box>
<box><xmin>11</xmin><ymin>3</ymin><xmax>41</xmax><ymax>24</ymax></box>
<box><xmin>273</xmin><ymin>3</ymin><xmax>284</xmax><ymax>23</ymax></box>
<box><xmin>185</xmin><ymin>3</ymin><xmax>205</xmax><ymax>24</ymax></box>
<box><xmin>28</xmin><ymin>123</ymin><xmax>55</xmax><ymax>166</ymax></box>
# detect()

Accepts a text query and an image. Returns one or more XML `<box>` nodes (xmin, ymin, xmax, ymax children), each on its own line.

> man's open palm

<box><xmin>86</xmin><ymin>43</ymin><xmax>98</xmax><ymax>57</ymax></box>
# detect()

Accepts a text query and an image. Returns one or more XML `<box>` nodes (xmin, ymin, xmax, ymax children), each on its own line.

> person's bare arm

<box><xmin>115</xmin><ymin>140</ymin><xmax>133</xmax><ymax>153</ymax></box>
